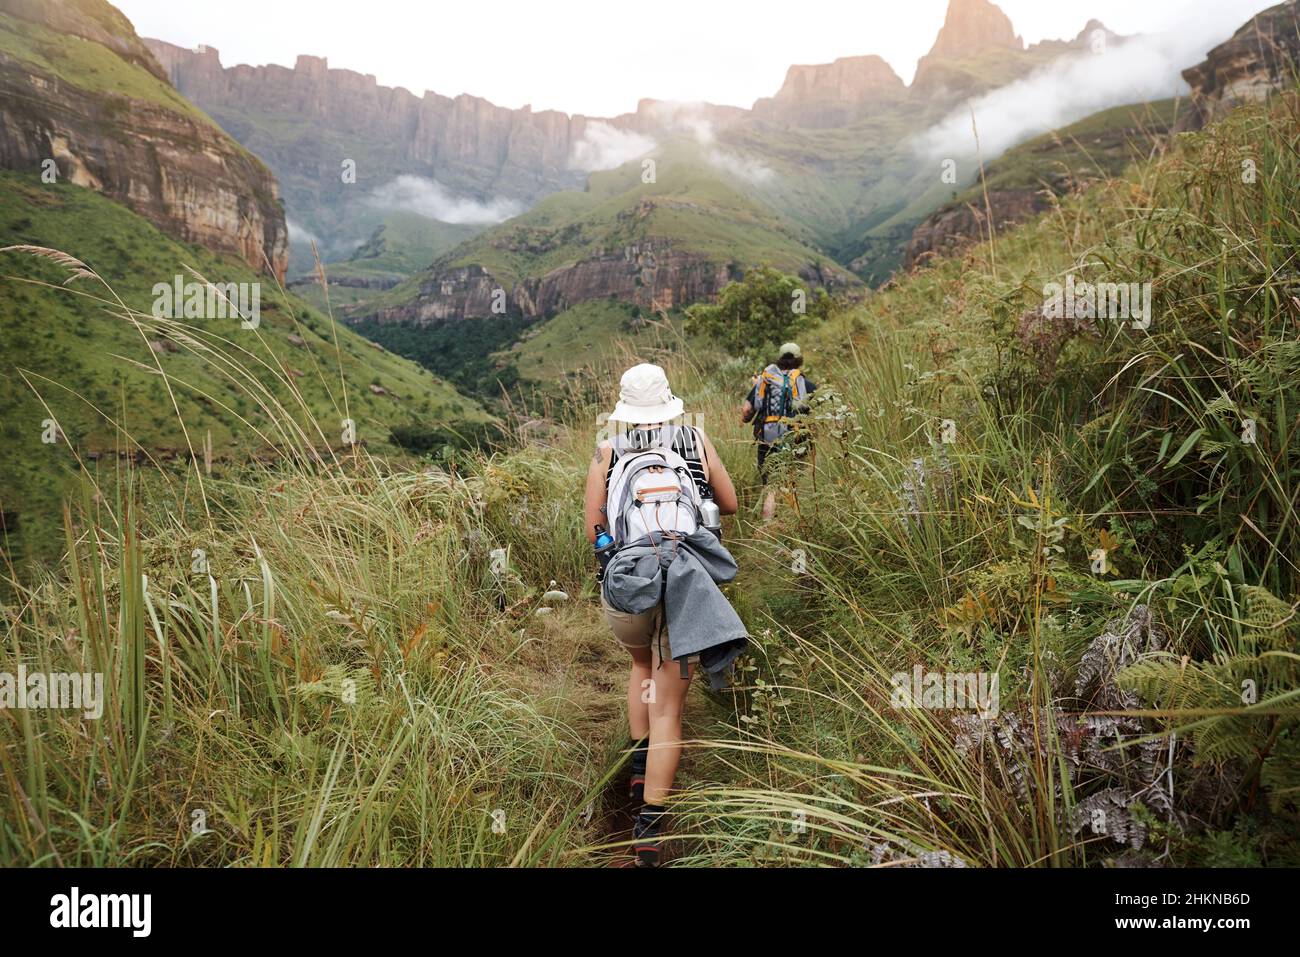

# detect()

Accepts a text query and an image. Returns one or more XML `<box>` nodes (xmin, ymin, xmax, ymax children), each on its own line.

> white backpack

<box><xmin>606</xmin><ymin>443</ymin><xmax>703</xmax><ymax>547</ymax></box>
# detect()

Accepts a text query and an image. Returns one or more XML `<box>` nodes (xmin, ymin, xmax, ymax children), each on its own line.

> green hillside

<box><xmin>947</xmin><ymin>98</ymin><xmax>1186</xmax><ymax>206</ymax></box>
<box><xmin>0</xmin><ymin>172</ymin><xmax>492</xmax><ymax>565</ymax></box>
<box><xmin>361</xmin><ymin>141</ymin><xmax>857</xmax><ymax>324</ymax></box>
<box><xmin>456</xmin><ymin>141</ymin><xmax>851</xmax><ymax>288</ymax></box>
<box><xmin>290</xmin><ymin>211</ymin><xmax>485</xmax><ymax>313</ymax></box>
<box><xmin>347</xmin><ymin>144</ymin><xmax>856</xmax><ymax>400</ymax></box>
<box><xmin>337</xmin><ymin>211</ymin><xmax>483</xmax><ymax>278</ymax></box>
<box><xmin>0</xmin><ymin>10</ymin><xmax>204</xmax><ymax>120</ymax></box>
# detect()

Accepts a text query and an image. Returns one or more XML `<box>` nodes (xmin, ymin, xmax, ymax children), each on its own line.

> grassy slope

<box><xmin>0</xmin><ymin>11</ymin><xmax>206</xmax><ymax>121</ymax></box>
<box><xmin>724</xmin><ymin>44</ymin><xmax>1074</xmax><ymax>277</ymax></box>
<box><xmin>362</xmin><ymin>142</ymin><xmax>856</xmax><ymax>322</ymax></box>
<box><xmin>290</xmin><ymin>212</ymin><xmax>485</xmax><ymax>313</ymax></box>
<box><xmin>332</xmin><ymin>211</ymin><xmax>483</xmax><ymax>279</ymax></box>
<box><xmin>946</xmin><ymin>98</ymin><xmax>1186</xmax><ymax>205</ymax></box>
<box><xmin>0</xmin><ymin>172</ymin><xmax>490</xmax><ymax>564</ymax></box>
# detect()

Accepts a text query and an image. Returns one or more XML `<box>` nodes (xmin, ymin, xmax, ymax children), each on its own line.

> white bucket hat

<box><xmin>608</xmin><ymin>363</ymin><xmax>684</xmax><ymax>423</ymax></box>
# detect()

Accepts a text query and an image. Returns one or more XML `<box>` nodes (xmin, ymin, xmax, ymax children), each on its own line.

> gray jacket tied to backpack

<box><xmin>601</xmin><ymin>528</ymin><xmax>749</xmax><ymax>689</ymax></box>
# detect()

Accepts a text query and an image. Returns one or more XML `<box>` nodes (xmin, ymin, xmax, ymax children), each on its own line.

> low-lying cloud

<box><xmin>914</xmin><ymin>11</ymin><xmax>1265</xmax><ymax>162</ymax></box>
<box><xmin>287</xmin><ymin>217</ymin><xmax>364</xmax><ymax>260</ymax></box>
<box><xmin>286</xmin><ymin>217</ymin><xmax>319</xmax><ymax>248</ymax></box>
<box><xmin>645</xmin><ymin>101</ymin><xmax>776</xmax><ymax>184</ymax></box>
<box><xmin>686</xmin><ymin>113</ymin><xmax>775</xmax><ymax>184</ymax></box>
<box><xmin>567</xmin><ymin>104</ymin><xmax>775</xmax><ymax>184</ymax></box>
<box><xmin>569</xmin><ymin>121</ymin><xmax>657</xmax><ymax>171</ymax></box>
<box><xmin>364</xmin><ymin>175</ymin><xmax>521</xmax><ymax>224</ymax></box>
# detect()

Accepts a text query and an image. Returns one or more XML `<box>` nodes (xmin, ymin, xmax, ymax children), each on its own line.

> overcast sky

<box><xmin>116</xmin><ymin>0</ymin><xmax>1274</xmax><ymax>117</ymax></box>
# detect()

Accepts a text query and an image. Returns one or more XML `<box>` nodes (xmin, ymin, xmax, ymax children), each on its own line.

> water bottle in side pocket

<box><xmin>699</xmin><ymin>499</ymin><xmax>722</xmax><ymax>540</ymax></box>
<box><xmin>593</xmin><ymin>525</ymin><xmax>616</xmax><ymax>581</ymax></box>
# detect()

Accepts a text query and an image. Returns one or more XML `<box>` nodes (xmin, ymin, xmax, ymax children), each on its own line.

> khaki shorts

<box><xmin>601</xmin><ymin>596</ymin><xmax>697</xmax><ymax>666</ymax></box>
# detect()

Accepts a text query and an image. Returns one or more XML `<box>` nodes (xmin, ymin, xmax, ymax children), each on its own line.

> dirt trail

<box><xmin>526</xmin><ymin>579</ymin><xmax>743</xmax><ymax>866</ymax></box>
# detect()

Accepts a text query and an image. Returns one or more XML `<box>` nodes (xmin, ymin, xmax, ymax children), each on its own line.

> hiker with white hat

<box><xmin>741</xmin><ymin>342</ymin><xmax>817</xmax><ymax>521</ymax></box>
<box><xmin>584</xmin><ymin>362</ymin><xmax>739</xmax><ymax>866</ymax></box>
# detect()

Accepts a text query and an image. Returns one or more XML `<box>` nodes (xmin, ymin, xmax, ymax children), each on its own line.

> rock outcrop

<box><xmin>912</xmin><ymin>0</ymin><xmax>1024</xmax><ymax>95</ymax></box>
<box><xmin>0</xmin><ymin>0</ymin><xmax>288</xmax><ymax>277</ymax></box>
<box><xmin>752</xmin><ymin>56</ymin><xmax>906</xmax><ymax>128</ymax></box>
<box><xmin>1178</xmin><ymin>0</ymin><xmax>1300</xmax><ymax>131</ymax></box>
<box><xmin>1029</xmin><ymin>19</ymin><xmax>1121</xmax><ymax>55</ymax></box>
<box><xmin>903</xmin><ymin>189</ymin><xmax>1048</xmax><ymax>269</ymax></box>
<box><xmin>357</xmin><ymin>245</ymin><xmax>734</xmax><ymax>325</ymax></box>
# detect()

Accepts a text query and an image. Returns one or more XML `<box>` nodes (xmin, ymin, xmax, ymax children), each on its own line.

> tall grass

<box><xmin>649</xmin><ymin>94</ymin><xmax>1300</xmax><ymax>867</ymax></box>
<box><xmin>0</xmin><ymin>256</ymin><xmax>607</xmax><ymax>867</ymax></box>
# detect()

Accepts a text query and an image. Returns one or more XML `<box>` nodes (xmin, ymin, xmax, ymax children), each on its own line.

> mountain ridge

<box><xmin>142</xmin><ymin>0</ymin><xmax>1114</xmax><ymax>281</ymax></box>
<box><xmin>0</xmin><ymin>0</ymin><xmax>289</xmax><ymax>277</ymax></box>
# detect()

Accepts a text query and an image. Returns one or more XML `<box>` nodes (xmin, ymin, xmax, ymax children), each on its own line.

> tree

<box><xmin>684</xmin><ymin>266</ymin><xmax>831</xmax><ymax>356</ymax></box>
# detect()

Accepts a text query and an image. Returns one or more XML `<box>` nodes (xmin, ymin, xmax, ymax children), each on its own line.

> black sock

<box><xmin>630</xmin><ymin>737</ymin><xmax>649</xmax><ymax>776</ymax></box>
<box><xmin>635</xmin><ymin>803</ymin><xmax>665</xmax><ymax>837</ymax></box>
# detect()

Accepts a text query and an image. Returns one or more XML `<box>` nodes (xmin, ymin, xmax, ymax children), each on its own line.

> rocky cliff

<box><xmin>146</xmin><ymin>39</ymin><xmax>597</xmax><ymax>209</ymax></box>
<box><xmin>0</xmin><ymin>0</ymin><xmax>288</xmax><ymax>277</ymax></box>
<box><xmin>363</xmin><ymin>245</ymin><xmax>734</xmax><ymax>325</ymax></box>
<box><xmin>752</xmin><ymin>56</ymin><xmax>906</xmax><ymax>128</ymax></box>
<box><xmin>912</xmin><ymin>0</ymin><xmax>1023</xmax><ymax>95</ymax></box>
<box><xmin>903</xmin><ymin>189</ymin><xmax>1047</xmax><ymax>269</ymax></box>
<box><xmin>1178</xmin><ymin>0</ymin><xmax>1300</xmax><ymax>131</ymax></box>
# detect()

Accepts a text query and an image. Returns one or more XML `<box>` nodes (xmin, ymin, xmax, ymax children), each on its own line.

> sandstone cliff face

<box><xmin>902</xmin><ymin>189</ymin><xmax>1047</xmax><ymax>269</ymax></box>
<box><xmin>359</xmin><ymin>245</ymin><xmax>733</xmax><ymax>325</ymax></box>
<box><xmin>911</xmin><ymin>0</ymin><xmax>1024</xmax><ymax>96</ymax></box>
<box><xmin>752</xmin><ymin>56</ymin><xmax>905</xmax><ymax>128</ymax></box>
<box><xmin>1178</xmin><ymin>0</ymin><xmax>1300</xmax><ymax>131</ymax></box>
<box><xmin>0</xmin><ymin>0</ymin><xmax>288</xmax><ymax>277</ymax></box>
<box><xmin>921</xmin><ymin>0</ymin><xmax>1023</xmax><ymax>60</ymax></box>
<box><xmin>146</xmin><ymin>40</ymin><xmax>598</xmax><ymax>209</ymax></box>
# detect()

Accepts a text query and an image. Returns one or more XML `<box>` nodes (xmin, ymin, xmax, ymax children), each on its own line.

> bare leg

<box><xmin>644</xmin><ymin>659</ymin><xmax>694</xmax><ymax>806</ymax></box>
<box><xmin>762</xmin><ymin>488</ymin><xmax>777</xmax><ymax>521</ymax></box>
<box><xmin>626</xmin><ymin>645</ymin><xmax>652</xmax><ymax>740</ymax></box>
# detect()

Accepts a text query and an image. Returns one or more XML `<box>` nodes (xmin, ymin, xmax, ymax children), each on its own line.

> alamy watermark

<box><xmin>890</xmin><ymin>664</ymin><xmax>999</xmax><ymax>719</ymax></box>
<box><xmin>1043</xmin><ymin>274</ymin><xmax>1152</xmax><ymax>330</ymax></box>
<box><xmin>49</xmin><ymin>887</ymin><xmax>150</xmax><ymax>937</ymax></box>
<box><xmin>0</xmin><ymin>666</ymin><xmax>103</xmax><ymax>720</ymax></box>
<box><xmin>151</xmin><ymin>275</ymin><xmax>261</xmax><ymax>328</ymax></box>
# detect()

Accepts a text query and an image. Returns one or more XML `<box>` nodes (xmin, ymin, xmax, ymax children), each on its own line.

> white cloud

<box><xmin>363</xmin><ymin>176</ymin><xmax>522</xmax><ymax>224</ymax></box>
<box><xmin>644</xmin><ymin>101</ymin><xmax>776</xmax><ymax>184</ymax></box>
<box><xmin>286</xmin><ymin>217</ymin><xmax>319</xmax><ymax>248</ymax></box>
<box><xmin>569</xmin><ymin>121</ymin><xmax>657</xmax><ymax>171</ymax></box>
<box><xmin>913</xmin><ymin>11</ymin><xmax>1261</xmax><ymax>162</ymax></box>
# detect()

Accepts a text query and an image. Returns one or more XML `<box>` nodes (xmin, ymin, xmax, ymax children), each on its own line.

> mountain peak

<box><xmin>753</xmin><ymin>55</ymin><xmax>905</xmax><ymax>127</ymax></box>
<box><xmin>923</xmin><ymin>0</ymin><xmax>1023</xmax><ymax>62</ymax></box>
<box><xmin>772</xmin><ymin>56</ymin><xmax>905</xmax><ymax>103</ymax></box>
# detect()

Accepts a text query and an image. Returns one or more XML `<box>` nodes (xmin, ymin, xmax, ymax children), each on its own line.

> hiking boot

<box><xmin>633</xmin><ymin>805</ymin><xmax>664</xmax><ymax>867</ymax></box>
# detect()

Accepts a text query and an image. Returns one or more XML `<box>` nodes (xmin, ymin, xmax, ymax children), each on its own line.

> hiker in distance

<box><xmin>585</xmin><ymin>363</ymin><xmax>746</xmax><ymax>867</ymax></box>
<box><xmin>741</xmin><ymin>342</ymin><xmax>817</xmax><ymax>521</ymax></box>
